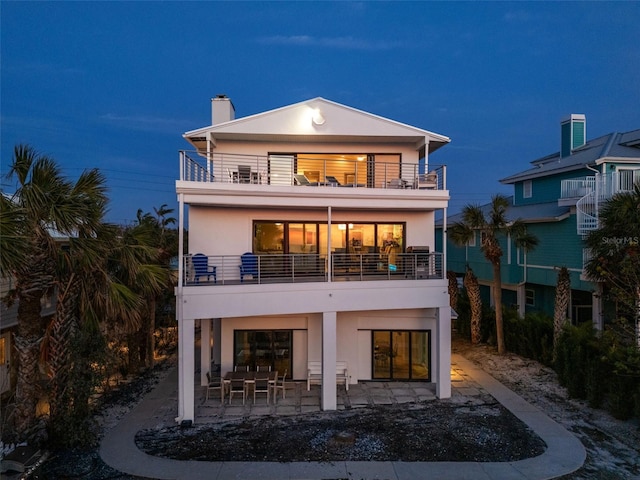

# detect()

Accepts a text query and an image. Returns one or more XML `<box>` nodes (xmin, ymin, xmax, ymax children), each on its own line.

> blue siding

<box><xmin>514</xmin><ymin>168</ymin><xmax>592</xmax><ymax>205</ymax></box>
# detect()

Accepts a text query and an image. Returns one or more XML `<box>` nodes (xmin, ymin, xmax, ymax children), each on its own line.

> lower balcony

<box><xmin>182</xmin><ymin>252</ymin><xmax>443</xmax><ymax>286</ymax></box>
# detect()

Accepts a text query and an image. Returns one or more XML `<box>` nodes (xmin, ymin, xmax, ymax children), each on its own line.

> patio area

<box><xmin>194</xmin><ymin>362</ymin><xmax>479</xmax><ymax>424</ymax></box>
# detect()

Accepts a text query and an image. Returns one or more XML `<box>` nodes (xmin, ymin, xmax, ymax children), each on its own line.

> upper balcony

<box><xmin>180</xmin><ymin>151</ymin><xmax>446</xmax><ymax>192</ymax></box>
<box><xmin>182</xmin><ymin>252</ymin><xmax>444</xmax><ymax>288</ymax></box>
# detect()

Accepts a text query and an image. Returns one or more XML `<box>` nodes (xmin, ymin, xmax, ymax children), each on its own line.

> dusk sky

<box><xmin>2</xmin><ymin>1</ymin><xmax>639</xmax><ymax>224</ymax></box>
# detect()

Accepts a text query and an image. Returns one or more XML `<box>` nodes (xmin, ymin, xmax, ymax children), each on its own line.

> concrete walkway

<box><xmin>100</xmin><ymin>354</ymin><xmax>586</xmax><ymax>480</ymax></box>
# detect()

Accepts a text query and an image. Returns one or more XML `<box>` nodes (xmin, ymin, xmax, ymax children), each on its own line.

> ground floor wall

<box><xmin>210</xmin><ymin>308</ymin><xmax>438</xmax><ymax>384</ymax></box>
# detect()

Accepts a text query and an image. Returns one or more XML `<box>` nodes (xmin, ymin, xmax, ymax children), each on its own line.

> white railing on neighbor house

<box><xmin>562</xmin><ymin>172</ymin><xmax>638</xmax><ymax>235</ymax></box>
<box><xmin>182</xmin><ymin>252</ymin><xmax>443</xmax><ymax>286</ymax></box>
<box><xmin>179</xmin><ymin>151</ymin><xmax>446</xmax><ymax>190</ymax></box>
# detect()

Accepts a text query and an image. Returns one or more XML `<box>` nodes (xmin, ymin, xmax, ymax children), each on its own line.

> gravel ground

<box><xmin>135</xmin><ymin>399</ymin><xmax>544</xmax><ymax>462</ymax></box>
<box><xmin>27</xmin><ymin>335</ymin><xmax>640</xmax><ymax>479</ymax></box>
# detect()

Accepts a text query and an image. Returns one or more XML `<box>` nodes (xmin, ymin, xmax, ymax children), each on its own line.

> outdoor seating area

<box><xmin>307</xmin><ymin>360</ymin><xmax>349</xmax><ymax>391</ymax></box>
<box><xmin>206</xmin><ymin>369</ymin><xmax>284</xmax><ymax>405</ymax></box>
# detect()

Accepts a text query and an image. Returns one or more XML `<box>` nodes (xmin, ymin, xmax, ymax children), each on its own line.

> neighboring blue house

<box><xmin>441</xmin><ymin>115</ymin><xmax>640</xmax><ymax>329</ymax></box>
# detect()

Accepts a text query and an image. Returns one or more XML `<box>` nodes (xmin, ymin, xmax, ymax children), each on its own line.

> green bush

<box><xmin>554</xmin><ymin>323</ymin><xmax>640</xmax><ymax>420</ymax></box>
<box><xmin>503</xmin><ymin>311</ymin><xmax>554</xmax><ymax>366</ymax></box>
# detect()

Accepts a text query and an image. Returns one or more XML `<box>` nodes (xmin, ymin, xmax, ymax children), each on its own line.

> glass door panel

<box><xmin>254</xmin><ymin>331</ymin><xmax>273</xmax><ymax>369</ymax></box>
<box><xmin>411</xmin><ymin>332</ymin><xmax>430</xmax><ymax>380</ymax></box>
<box><xmin>392</xmin><ymin>331</ymin><xmax>411</xmax><ymax>380</ymax></box>
<box><xmin>373</xmin><ymin>331</ymin><xmax>391</xmax><ymax>379</ymax></box>
<box><xmin>272</xmin><ymin>331</ymin><xmax>291</xmax><ymax>375</ymax></box>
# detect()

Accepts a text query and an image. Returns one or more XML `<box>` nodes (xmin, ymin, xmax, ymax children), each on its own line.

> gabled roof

<box><xmin>439</xmin><ymin>197</ymin><xmax>570</xmax><ymax>226</ymax></box>
<box><xmin>184</xmin><ymin>97</ymin><xmax>450</xmax><ymax>153</ymax></box>
<box><xmin>500</xmin><ymin>129</ymin><xmax>640</xmax><ymax>184</ymax></box>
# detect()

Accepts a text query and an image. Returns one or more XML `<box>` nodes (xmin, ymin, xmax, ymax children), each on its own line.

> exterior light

<box><xmin>312</xmin><ymin>109</ymin><xmax>325</xmax><ymax>126</ymax></box>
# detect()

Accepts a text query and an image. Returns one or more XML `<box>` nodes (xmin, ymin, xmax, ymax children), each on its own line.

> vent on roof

<box><xmin>561</xmin><ymin>114</ymin><xmax>586</xmax><ymax>158</ymax></box>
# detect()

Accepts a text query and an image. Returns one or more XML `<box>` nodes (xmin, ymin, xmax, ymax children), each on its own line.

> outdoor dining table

<box><xmin>223</xmin><ymin>370</ymin><xmax>278</xmax><ymax>402</ymax></box>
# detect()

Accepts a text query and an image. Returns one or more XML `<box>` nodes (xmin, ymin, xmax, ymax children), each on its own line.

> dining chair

<box><xmin>205</xmin><ymin>372</ymin><xmax>224</xmax><ymax>402</ymax></box>
<box><xmin>253</xmin><ymin>373</ymin><xmax>270</xmax><ymax>404</ymax></box>
<box><xmin>228</xmin><ymin>374</ymin><xmax>247</xmax><ymax>405</ymax></box>
<box><xmin>272</xmin><ymin>369</ymin><xmax>287</xmax><ymax>403</ymax></box>
<box><xmin>234</xmin><ymin>365</ymin><xmax>249</xmax><ymax>372</ymax></box>
<box><xmin>256</xmin><ymin>365</ymin><xmax>271</xmax><ymax>372</ymax></box>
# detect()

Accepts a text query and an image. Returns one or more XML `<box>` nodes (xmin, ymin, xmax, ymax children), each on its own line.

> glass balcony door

<box><xmin>372</xmin><ymin>330</ymin><xmax>430</xmax><ymax>381</ymax></box>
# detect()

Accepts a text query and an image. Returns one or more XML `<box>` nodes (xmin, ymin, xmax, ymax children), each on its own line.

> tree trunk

<box><xmin>13</xmin><ymin>292</ymin><xmax>45</xmax><ymax>439</ymax></box>
<box><xmin>48</xmin><ymin>279</ymin><xmax>79</xmax><ymax>431</ymax></box>
<box><xmin>553</xmin><ymin>267</ymin><xmax>571</xmax><ymax>360</ymax></box>
<box><xmin>492</xmin><ymin>261</ymin><xmax>505</xmax><ymax>355</ymax></box>
<box><xmin>447</xmin><ymin>271</ymin><xmax>458</xmax><ymax>310</ymax></box>
<box><xmin>148</xmin><ymin>297</ymin><xmax>156</xmax><ymax>368</ymax></box>
<box><xmin>464</xmin><ymin>268</ymin><xmax>482</xmax><ymax>344</ymax></box>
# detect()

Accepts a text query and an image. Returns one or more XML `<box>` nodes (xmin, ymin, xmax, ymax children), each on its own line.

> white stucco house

<box><xmin>175</xmin><ymin>95</ymin><xmax>453</xmax><ymax>422</ymax></box>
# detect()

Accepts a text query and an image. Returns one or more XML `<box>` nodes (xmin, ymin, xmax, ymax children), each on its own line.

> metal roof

<box><xmin>500</xmin><ymin>129</ymin><xmax>640</xmax><ymax>184</ymax></box>
<box><xmin>442</xmin><ymin>197</ymin><xmax>570</xmax><ymax>225</ymax></box>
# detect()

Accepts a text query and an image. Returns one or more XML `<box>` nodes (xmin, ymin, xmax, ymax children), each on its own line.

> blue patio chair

<box><xmin>239</xmin><ymin>252</ymin><xmax>258</xmax><ymax>282</ymax></box>
<box><xmin>192</xmin><ymin>253</ymin><xmax>216</xmax><ymax>283</ymax></box>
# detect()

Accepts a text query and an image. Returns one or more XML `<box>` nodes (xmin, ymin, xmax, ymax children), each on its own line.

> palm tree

<box><xmin>585</xmin><ymin>184</ymin><xmax>640</xmax><ymax>347</ymax></box>
<box><xmin>463</xmin><ymin>267</ymin><xmax>482</xmax><ymax>344</ymax></box>
<box><xmin>553</xmin><ymin>266</ymin><xmax>571</xmax><ymax>360</ymax></box>
<box><xmin>446</xmin><ymin>270</ymin><xmax>458</xmax><ymax>311</ymax></box>
<box><xmin>450</xmin><ymin>194</ymin><xmax>538</xmax><ymax>354</ymax></box>
<box><xmin>1</xmin><ymin>145</ymin><xmax>108</xmax><ymax>439</ymax></box>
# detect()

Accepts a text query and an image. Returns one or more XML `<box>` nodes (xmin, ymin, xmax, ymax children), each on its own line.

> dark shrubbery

<box><xmin>555</xmin><ymin>322</ymin><xmax>640</xmax><ymax>420</ymax></box>
<box><xmin>455</xmin><ymin>288</ymin><xmax>639</xmax><ymax>420</ymax></box>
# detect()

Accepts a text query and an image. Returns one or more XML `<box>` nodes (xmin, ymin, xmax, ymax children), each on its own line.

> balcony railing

<box><xmin>180</xmin><ymin>151</ymin><xmax>446</xmax><ymax>191</ymax></box>
<box><xmin>182</xmin><ymin>252</ymin><xmax>443</xmax><ymax>286</ymax></box>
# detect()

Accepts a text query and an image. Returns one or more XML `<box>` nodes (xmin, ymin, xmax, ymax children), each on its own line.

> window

<box><xmin>523</xmin><ymin>180</ymin><xmax>532</xmax><ymax>199</ymax></box>
<box><xmin>372</xmin><ymin>330</ymin><xmax>430</xmax><ymax>381</ymax></box>
<box><xmin>525</xmin><ymin>289</ymin><xmax>535</xmax><ymax>306</ymax></box>
<box><xmin>467</xmin><ymin>232</ymin><xmax>476</xmax><ymax>247</ymax></box>
<box><xmin>253</xmin><ymin>221</ymin><xmax>405</xmax><ymax>256</ymax></box>
<box><xmin>234</xmin><ymin>330</ymin><xmax>291</xmax><ymax>373</ymax></box>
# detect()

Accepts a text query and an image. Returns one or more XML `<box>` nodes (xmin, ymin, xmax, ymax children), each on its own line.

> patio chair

<box><xmin>205</xmin><ymin>372</ymin><xmax>224</xmax><ymax>402</ymax></box>
<box><xmin>234</xmin><ymin>365</ymin><xmax>249</xmax><ymax>372</ymax></box>
<box><xmin>325</xmin><ymin>175</ymin><xmax>341</xmax><ymax>186</ymax></box>
<box><xmin>253</xmin><ymin>373</ymin><xmax>271</xmax><ymax>404</ymax></box>
<box><xmin>239</xmin><ymin>252</ymin><xmax>259</xmax><ymax>282</ymax></box>
<box><xmin>272</xmin><ymin>369</ymin><xmax>287</xmax><ymax>403</ymax></box>
<box><xmin>228</xmin><ymin>374</ymin><xmax>247</xmax><ymax>405</ymax></box>
<box><xmin>237</xmin><ymin>165</ymin><xmax>252</xmax><ymax>184</ymax></box>
<box><xmin>294</xmin><ymin>174</ymin><xmax>319</xmax><ymax>186</ymax></box>
<box><xmin>192</xmin><ymin>253</ymin><xmax>216</xmax><ymax>283</ymax></box>
<box><xmin>415</xmin><ymin>172</ymin><xmax>438</xmax><ymax>189</ymax></box>
<box><xmin>256</xmin><ymin>365</ymin><xmax>272</xmax><ymax>372</ymax></box>
<box><xmin>326</xmin><ymin>175</ymin><xmax>364</xmax><ymax>187</ymax></box>
<box><xmin>388</xmin><ymin>178</ymin><xmax>408</xmax><ymax>189</ymax></box>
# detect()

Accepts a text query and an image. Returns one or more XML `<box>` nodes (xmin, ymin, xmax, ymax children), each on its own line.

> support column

<box><xmin>177</xmin><ymin>317</ymin><xmax>195</xmax><ymax>423</ymax></box>
<box><xmin>200</xmin><ymin>319</ymin><xmax>211</xmax><ymax>386</ymax></box>
<box><xmin>517</xmin><ymin>284</ymin><xmax>526</xmax><ymax>318</ymax></box>
<box><xmin>435</xmin><ymin>307</ymin><xmax>452</xmax><ymax>399</ymax></box>
<box><xmin>321</xmin><ymin>311</ymin><xmax>337</xmax><ymax>410</ymax></box>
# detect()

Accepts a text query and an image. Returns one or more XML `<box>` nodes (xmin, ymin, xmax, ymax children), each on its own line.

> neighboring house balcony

<box><xmin>180</xmin><ymin>151</ymin><xmax>445</xmax><ymax>191</ymax></box>
<box><xmin>559</xmin><ymin>171</ymin><xmax>639</xmax><ymax>235</ymax></box>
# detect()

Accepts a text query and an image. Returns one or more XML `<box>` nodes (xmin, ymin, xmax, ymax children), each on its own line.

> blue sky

<box><xmin>2</xmin><ymin>1</ymin><xmax>639</xmax><ymax>224</ymax></box>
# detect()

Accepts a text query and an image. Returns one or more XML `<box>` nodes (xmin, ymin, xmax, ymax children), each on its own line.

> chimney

<box><xmin>211</xmin><ymin>94</ymin><xmax>235</xmax><ymax>125</ymax></box>
<box><xmin>560</xmin><ymin>114</ymin><xmax>586</xmax><ymax>158</ymax></box>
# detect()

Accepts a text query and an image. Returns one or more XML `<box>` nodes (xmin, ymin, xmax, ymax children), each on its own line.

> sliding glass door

<box><xmin>372</xmin><ymin>330</ymin><xmax>430</xmax><ymax>381</ymax></box>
